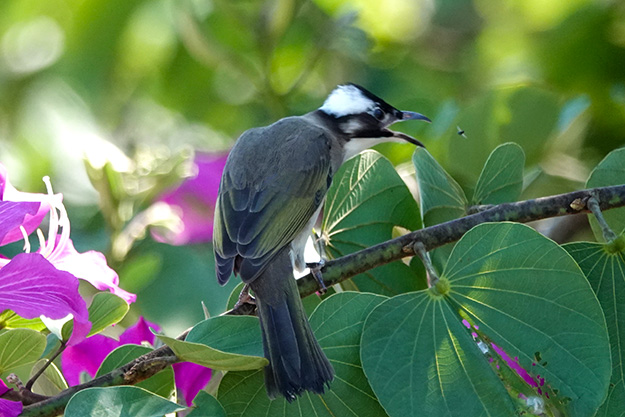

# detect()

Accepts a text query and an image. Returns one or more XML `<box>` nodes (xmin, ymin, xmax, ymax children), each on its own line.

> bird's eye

<box><xmin>372</xmin><ymin>108</ymin><xmax>384</xmax><ymax>120</ymax></box>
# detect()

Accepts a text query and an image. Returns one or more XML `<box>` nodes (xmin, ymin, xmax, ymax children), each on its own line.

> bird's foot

<box><xmin>306</xmin><ymin>259</ymin><xmax>327</xmax><ymax>294</ymax></box>
<box><xmin>233</xmin><ymin>283</ymin><xmax>256</xmax><ymax>310</ymax></box>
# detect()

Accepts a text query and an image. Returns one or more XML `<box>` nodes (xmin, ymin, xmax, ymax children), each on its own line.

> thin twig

<box><xmin>25</xmin><ymin>341</ymin><xmax>67</xmax><ymax>391</ymax></box>
<box><xmin>587</xmin><ymin>195</ymin><xmax>618</xmax><ymax>242</ymax></box>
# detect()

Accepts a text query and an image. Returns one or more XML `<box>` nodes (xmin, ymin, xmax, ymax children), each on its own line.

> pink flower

<box><xmin>153</xmin><ymin>152</ymin><xmax>227</xmax><ymax>245</ymax></box>
<box><xmin>0</xmin><ymin>163</ymin><xmax>134</xmax><ymax>344</ymax></box>
<box><xmin>0</xmin><ymin>253</ymin><xmax>91</xmax><ymax>345</ymax></box>
<box><xmin>60</xmin><ymin>334</ymin><xmax>120</xmax><ymax>386</ymax></box>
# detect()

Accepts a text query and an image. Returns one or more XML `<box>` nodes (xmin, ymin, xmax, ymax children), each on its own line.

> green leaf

<box><xmin>218</xmin><ymin>292</ymin><xmax>389</xmax><ymax>417</ymax></box>
<box><xmin>158</xmin><ymin>316</ymin><xmax>267</xmax><ymax>370</ymax></box>
<box><xmin>64</xmin><ymin>386</ymin><xmax>185</xmax><ymax>417</ymax></box>
<box><xmin>96</xmin><ymin>345</ymin><xmax>175</xmax><ymax>399</ymax></box>
<box><xmin>0</xmin><ymin>328</ymin><xmax>46</xmax><ymax>374</ymax></box>
<box><xmin>226</xmin><ymin>282</ymin><xmax>246</xmax><ymax>311</ymax></box>
<box><xmin>61</xmin><ymin>292</ymin><xmax>130</xmax><ymax>340</ymax></box>
<box><xmin>586</xmin><ymin>147</ymin><xmax>625</xmax><ymax>240</ymax></box>
<box><xmin>0</xmin><ymin>311</ymin><xmax>46</xmax><ymax>331</ymax></box>
<box><xmin>30</xmin><ymin>359</ymin><xmax>68</xmax><ymax>396</ymax></box>
<box><xmin>413</xmin><ymin>147</ymin><xmax>467</xmax><ymax>271</ymax></box>
<box><xmin>564</xmin><ymin>240</ymin><xmax>625</xmax><ymax>417</ymax></box>
<box><xmin>87</xmin><ymin>292</ymin><xmax>129</xmax><ymax>337</ymax></box>
<box><xmin>361</xmin><ymin>223</ymin><xmax>611</xmax><ymax>417</ymax></box>
<box><xmin>472</xmin><ymin>142</ymin><xmax>525</xmax><ymax>205</ymax></box>
<box><xmin>187</xmin><ymin>391</ymin><xmax>226</xmax><ymax>417</ymax></box>
<box><xmin>323</xmin><ymin>150</ymin><xmax>424</xmax><ymax>296</ymax></box>
<box><xmin>413</xmin><ymin>147</ymin><xmax>467</xmax><ymax>226</ymax></box>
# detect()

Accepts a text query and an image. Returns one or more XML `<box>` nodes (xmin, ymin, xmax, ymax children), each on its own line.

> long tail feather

<box><xmin>249</xmin><ymin>249</ymin><xmax>334</xmax><ymax>401</ymax></box>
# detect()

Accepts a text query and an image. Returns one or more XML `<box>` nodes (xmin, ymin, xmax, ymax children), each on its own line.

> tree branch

<box><xmin>15</xmin><ymin>183</ymin><xmax>625</xmax><ymax>416</ymax></box>
<box><xmin>294</xmin><ymin>183</ymin><xmax>625</xmax><ymax>296</ymax></box>
<box><xmin>19</xmin><ymin>347</ymin><xmax>179</xmax><ymax>416</ymax></box>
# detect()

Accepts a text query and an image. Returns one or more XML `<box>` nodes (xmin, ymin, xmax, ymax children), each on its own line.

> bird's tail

<box><xmin>249</xmin><ymin>249</ymin><xmax>334</xmax><ymax>401</ymax></box>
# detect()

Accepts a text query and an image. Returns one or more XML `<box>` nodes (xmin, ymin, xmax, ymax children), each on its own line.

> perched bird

<box><xmin>213</xmin><ymin>83</ymin><xmax>430</xmax><ymax>401</ymax></box>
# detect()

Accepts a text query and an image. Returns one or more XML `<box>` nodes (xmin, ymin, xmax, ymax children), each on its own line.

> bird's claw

<box><xmin>234</xmin><ymin>283</ymin><xmax>256</xmax><ymax>310</ymax></box>
<box><xmin>306</xmin><ymin>259</ymin><xmax>327</xmax><ymax>294</ymax></box>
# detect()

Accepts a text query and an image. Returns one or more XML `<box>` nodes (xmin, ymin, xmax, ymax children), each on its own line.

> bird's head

<box><xmin>318</xmin><ymin>83</ymin><xmax>430</xmax><ymax>147</ymax></box>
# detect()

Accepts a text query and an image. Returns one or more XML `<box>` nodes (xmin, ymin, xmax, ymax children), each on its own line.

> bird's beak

<box><xmin>399</xmin><ymin>111</ymin><xmax>432</xmax><ymax>123</ymax></box>
<box><xmin>384</xmin><ymin>110</ymin><xmax>430</xmax><ymax>147</ymax></box>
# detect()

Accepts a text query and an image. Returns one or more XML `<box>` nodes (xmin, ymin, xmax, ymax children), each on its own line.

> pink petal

<box><xmin>0</xmin><ymin>163</ymin><xmax>51</xmax><ymax>245</ymax></box>
<box><xmin>0</xmin><ymin>398</ymin><xmax>22</xmax><ymax>417</ymax></box>
<box><xmin>491</xmin><ymin>343</ymin><xmax>538</xmax><ymax>387</ymax></box>
<box><xmin>119</xmin><ymin>317</ymin><xmax>160</xmax><ymax>346</ymax></box>
<box><xmin>0</xmin><ymin>253</ymin><xmax>90</xmax><ymax>345</ymax></box>
<box><xmin>172</xmin><ymin>362</ymin><xmax>212</xmax><ymax>406</ymax></box>
<box><xmin>50</xmin><ymin>238</ymin><xmax>136</xmax><ymax>303</ymax></box>
<box><xmin>0</xmin><ymin>201</ymin><xmax>40</xmax><ymax>245</ymax></box>
<box><xmin>153</xmin><ymin>153</ymin><xmax>227</xmax><ymax>245</ymax></box>
<box><xmin>61</xmin><ymin>334</ymin><xmax>119</xmax><ymax>386</ymax></box>
<box><xmin>0</xmin><ymin>379</ymin><xmax>10</xmax><ymax>396</ymax></box>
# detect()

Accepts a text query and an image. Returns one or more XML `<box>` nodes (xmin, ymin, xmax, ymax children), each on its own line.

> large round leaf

<box><xmin>361</xmin><ymin>222</ymin><xmax>610</xmax><ymax>417</ymax></box>
<box><xmin>218</xmin><ymin>292</ymin><xmax>389</xmax><ymax>416</ymax></box>
<box><xmin>65</xmin><ymin>386</ymin><xmax>184</xmax><ymax>417</ymax></box>
<box><xmin>564</xmin><ymin>241</ymin><xmax>625</xmax><ymax>417</ymax></box>
<box><xmin>322</xmin><ymin>150</ymin><xmax>424</xmax><ymax>296</ymax></box>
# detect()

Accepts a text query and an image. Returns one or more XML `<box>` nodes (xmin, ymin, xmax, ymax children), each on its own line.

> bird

<box><xmin>213</xmin><ymin>83</ymin><xmax>430</xmax><ymax>401</ymax></box>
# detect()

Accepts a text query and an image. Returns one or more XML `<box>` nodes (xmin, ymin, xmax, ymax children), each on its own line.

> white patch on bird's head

<box><xmin>320</xmin><ymin>84</ymin><xmax>376</xmax><ymax>117</ymax></box>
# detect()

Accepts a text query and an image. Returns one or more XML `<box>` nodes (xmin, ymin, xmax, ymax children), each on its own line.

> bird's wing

<box><xmin>213</xmin><ymin>120</ymin><xmax>332</xmax><ymax>285</ymax></box>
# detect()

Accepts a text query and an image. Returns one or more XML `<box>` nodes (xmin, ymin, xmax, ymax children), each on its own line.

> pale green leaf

<box><xmin>0</xmin><ymin>311</ymin><xmax>46</xmax><ymax>331</ymax></box>
<box><xmin>158</xmin><ymin>316</ymin><xmax>267</xmax><ymax>371</ymax></box>
<box><xmin>30</xmin><ymin>359</ymin><xmax>68</xmax><ymax>396</ymax></box>
<box><xmin>0</xmin><ymin>328</ymin><xmax>46</xmax><ymax>374</ymax></box>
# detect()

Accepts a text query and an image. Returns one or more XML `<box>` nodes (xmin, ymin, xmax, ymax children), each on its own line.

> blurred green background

<box><xmin>1</xmin><ymin>0</ymin><xmax>624</xmax><ymax>335</ymax></box>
